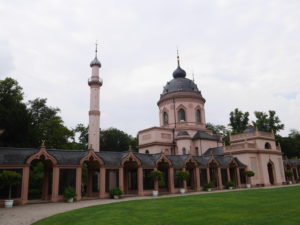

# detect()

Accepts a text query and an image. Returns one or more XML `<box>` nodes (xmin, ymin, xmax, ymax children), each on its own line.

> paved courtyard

<box><xmin>0</xmin><ymin>184</ymin><xmax>298</xmax><ymax>225</ymax></box>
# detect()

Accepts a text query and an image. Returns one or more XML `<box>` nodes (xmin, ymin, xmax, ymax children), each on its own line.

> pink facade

<box><xmin>138</xmin><ymin>55</ymin><xmax>286</xmax><ymax>187</ymax></box>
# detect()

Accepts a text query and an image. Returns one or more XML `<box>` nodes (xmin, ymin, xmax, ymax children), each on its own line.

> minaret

<box><xmin>88</xmin><ymin>42</ymin><xmax>103</xmax><ymax>152</ymax></box>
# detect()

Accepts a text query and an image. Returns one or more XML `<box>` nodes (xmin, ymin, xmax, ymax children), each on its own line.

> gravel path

<box><xmin>0</xmin><ymin>184</ymin><xmax>298</xmax><ymax>225</ymax></box>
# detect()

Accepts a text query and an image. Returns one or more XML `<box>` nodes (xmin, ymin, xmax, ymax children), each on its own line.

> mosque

<box><xmin>0</xmin><ymin>48</ymin><xmax>299</xmax><ymax>206</ymax></box>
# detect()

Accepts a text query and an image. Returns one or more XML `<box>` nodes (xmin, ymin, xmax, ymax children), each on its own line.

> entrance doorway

<box><xmin>267</xmin><ymin>162</ymin><xmax>275</xmax><ymax>185</ymax></box>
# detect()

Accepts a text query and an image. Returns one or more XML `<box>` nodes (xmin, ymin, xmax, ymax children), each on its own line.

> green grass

<box><xmin>33</xmin><ymin>186</ymin><xmax>300</xmax><ymax>225</ymax></box>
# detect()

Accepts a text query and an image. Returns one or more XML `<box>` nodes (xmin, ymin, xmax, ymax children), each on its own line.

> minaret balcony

<box><xmin>88</xmin><ymin>77</ymin><xmax>103</xmax><ymax>86</ymax></box>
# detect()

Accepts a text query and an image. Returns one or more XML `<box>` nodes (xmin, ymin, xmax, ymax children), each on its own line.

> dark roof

<box><xmin>193</xmin><ymin>131</ymin><xmax>221</xmax><ymax>141</ymax></box>
<box><xmin>161</xmin><ymin>78</ymin><xmax>201</xmax><ymax>97</ymax></box>
<box><xmin>203</xmin><ymin>147</ymin><xmax>224</xmax><ymax>156</ymax></box>
<box><xmin>97</xmin><ymin>151</ymin><xmax>128</xmax><ymax>166</ymax></box>
<box><xmin>0</xmin><ymin>147</ymin><xmax>38</xmax><ymax>165</ymax></box>
<box><xmin>0</xmin><ymin>147</ymin><xmax>246</xmax><ymax>168</ymax></box>
<box><xmin>134</xmin><ymin>153</ymin><xmax>157</xmax><ymax>166</ymax></box>
<box><xmin>177</xmin><ymin>131</ymin><xmax>189</xmax><ymax>136</ymax></box>
<box><xmin>48</xmin><ymin>149</ymin><xmax>87</xmax><ymax>165</ymax></box>
<box><xmin>243</xmin><ymin>126</ymin><xmax>256</xmax><ymax>133</ymax></box>
<box><xmin>192</xmin><ymin>155</ymin><xmax>211</xmax><ymax>166</ymax></box>
<box><xmin>284</xmin><ymin>159</ymin><xmax>300</xmax><ymax>167</ymax></box>
<box><xmin>166</xmin><ymin>155</ymin><xmax>189</xmax><ymax>167</ymax></box>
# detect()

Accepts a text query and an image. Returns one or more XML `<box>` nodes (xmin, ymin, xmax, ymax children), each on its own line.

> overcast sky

<box><xmin>0</xmin><ymin>0</ymin><xmax>299</xmax><ymax>137</ymax></box>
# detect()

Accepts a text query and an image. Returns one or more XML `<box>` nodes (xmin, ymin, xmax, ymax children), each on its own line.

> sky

<box><xmin>0</xmin><ymin>0</ymin><xmax>299</xmax><ymax>137</ymax></box>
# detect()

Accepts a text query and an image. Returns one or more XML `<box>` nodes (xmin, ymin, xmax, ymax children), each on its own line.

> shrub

<box><xmin>176</xmin><ymin>170</ymin><xmax>190</xmax><ymax>188</ymax></box>
<box><xmin>175</xmin><ymin>170</ymin><xmax>190</xmax><ymax>181</ymax></box>
<box><xmin>285</xmin><ymin>170</ymin><xmax>293</xmax><ymax>178</ymax></box>
<box><xmin>0</xmin><ymin>170</ymin><xmax>22</xmax><ymax>199</ymax></box>
<box><xmin>109</xmin><ymin>187</ymin><xmax>123</xmax><ymax>198</ymax></box>
<box><xmin>225</xmin><ymin>181</ymin><xmax>235</xmax><ymax>189</ymax></box>
<box><xmin>149</xmin><ymin>170</ymin><xmax>165</xmax><ymax>188</ymax></box>
<box><xmin>203</xmin><ymin>182</ymin><xmax>213</xmax><ymax>191</ymax></box>
<box><xmin>244</xmin><ymin>170</ymin><xmax>255</xmax><ymax>177</ymax></box>
<box><xmin>149</xmin><ymin>170</ymin><xmax>163</xmax><ymax>181</ymax></box>
<box><xmin>63</xmin><ymin>187</ymin><xmax>76</xmax><ymax>201</ymax></box>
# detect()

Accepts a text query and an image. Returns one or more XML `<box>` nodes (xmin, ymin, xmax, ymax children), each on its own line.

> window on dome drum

<box><xmin>196</xmin><ymin>109</ymin><xmax>201</xmax><ymax>123</ymax></box>
<box><xmin>178</xmin><ymin>108</ymin><xmax>186</xmax><ymax>122</ymax></box>
<box><xmin>145</xmin><ymin>150</ymin><xmax>149</xmax><ymax>154</ymax></box>
<box><xmin>265</xmin><ymin>142</ymin><xmax>271</xmax><ymax>149</ymax></box>
<box><xmin>182</xmin><ymin>147</ymin><xmax>186</xmax><ymax>154</ymax></box>
<box><xmin>163</xmin><ymin>112</ymin><xmax>168</xmax><ymax>125</ymax></box>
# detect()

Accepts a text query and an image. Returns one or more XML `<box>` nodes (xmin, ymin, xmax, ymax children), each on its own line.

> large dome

<box><xmin>161</xmin><ymin>77</ymin><xmax>201</xmax><ymax>96</ymax></box>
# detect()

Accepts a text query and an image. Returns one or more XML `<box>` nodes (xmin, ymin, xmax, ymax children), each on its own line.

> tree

<box><xmin>229</xmin><ymin>108</ymin><xmax>249</xmax><ymax>134</ymax></box>
<box><xmin>73</xmin><ymin>123</ymin><xmax>89</xmax><ymax>149</ymax></box>
<box><xmin>206</xmin><ymin>122</ymin><xmax>230</xmax><ymax>145</ymax></box>
<box><xmin>100</xmin><ymin>128</ymin><xmax>134</xmax><ymax>152</ymax></box>
<box><xmin>278</xmin><ymin>129</ymin><xmax>300</xmax><ymax>158</ymax></box>
<box><xmin>0</xmin><ymin>170</ymin><xmax>22</xmax><ymax>199</ymax></box>
<box><xmin>252</xmin><ymin>110</ymin><xmax>284</xmax><ymax>135</ymax></box>
<box><xmin>27</xmin><ymin>98</ymin><xmax>73</xmax><ymax>149</ymax></box>
<box><xmin>0</xmin><ymin>78</ymin><xmax>31</xmax><ymax>147</ymax></box>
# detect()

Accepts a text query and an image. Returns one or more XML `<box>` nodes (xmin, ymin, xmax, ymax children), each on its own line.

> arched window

<box><xmin>145</xmin><ymin>150</ymin><xmax>149</xmax><ymax>154</ymax></box>
<box><xmin>163</xmin><ymin>112</ymin><xmax>168</xmax><ymax>125</ymax></box>
<box><xmin>178</xmin><ymin>108</ymin><xmax>186</xmax><ymax>122</ymax></box>
<box><xmin>196</xmin><ymin>109</ymin><xmax>201</xmax><ymax>123</ymax></box>
<box><xmin>182</xmin><ymin>147</ymin><xmax>186</xmax><ymax>154</ymax></box>
<box><xmin>265</xmin><ymin>142</ymin><xmax>271</xmax><ymax>149</ymax></box>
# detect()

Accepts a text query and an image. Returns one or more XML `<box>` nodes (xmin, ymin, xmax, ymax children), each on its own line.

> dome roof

<box><xmin>90</xmin><ymin>57</ymin><xmax>101</xmax><ymax>67</ymax></box>
<box><xmin>160</xmin><ymin>53</ymin><xmax>203</xmax><ymax>99</ymax></box>
<box><xmin>173</xmin><ymin>66</ymin><xmax>186</xmax><ymax>78</ymax></box>
<box><xmin>162</xmin><ymin>77</ymin><xmax>200</xmax><ymax>96</ymax></box>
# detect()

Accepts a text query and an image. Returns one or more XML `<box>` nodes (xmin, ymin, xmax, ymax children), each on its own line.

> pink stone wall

<box><xmin>158</xmin><ymin>97</ymin><xmax>206</xmax><ymax>130</ymax></box>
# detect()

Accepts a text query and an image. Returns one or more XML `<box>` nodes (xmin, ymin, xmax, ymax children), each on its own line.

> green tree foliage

<box><xmin>27</xmin><ymin>98</ymin><xmax>73</xmax><ymax>149</ymax></box>
<box><xmin>73</xmin><ymin>123</ymin><xmax>89</xmax><ymax>149</ymax></box>
<box><xmin>229</xmin><ymin>108</ymin><xmax>249</xmax><ymax>134</ymax></box>
<box><xmin>100</xmin><ymin>127</ymin><xmax>137</xmax><ymax>152</ymax></box>
<box><xmin>0</xmin><ymin>77</ymin><xmax>73</xmax><ymax>149</ymax></box>
<box><xmin>206</xmin><ymin>122</ymin><xmax>230</xmax><ymax>145</ymax></box>
<box><xmin>0</xmin><ymin>78</ymin><xmax>31</xmax><ymax>147</ymax></box>
<box><xmin>252</xmin><ymin>110</ymin><xmax>284</xmax><ymax>135</ymax></box>
<box><xmin>73</xmin><ymin>125</ymin><xmax>138</xmax><ymax>152</ymax></box>
<box><xmin>278</xmin><ymin>129</ymin><xmax>300</xmax><ymax>158</ymax></box>
<box><xmin>0</xmin><ymin>170</ymin><xmax>22</xmax><ymax>199</ymax></box>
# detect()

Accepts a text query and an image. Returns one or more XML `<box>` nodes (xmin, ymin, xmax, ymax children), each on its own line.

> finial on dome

<box><xmin>95</xmin><ymin>40</ymin><xmax>98</xmax><ymax>57</ymax></box>
<box><xmin>90</xmin><ymin>41</ymin><xmax>101</xmax><ymax>68</ymax></box>
<box><xmin>177</xmin><ymin>47</ymin><xmax>180</xmax><ymax>67</ymax></box>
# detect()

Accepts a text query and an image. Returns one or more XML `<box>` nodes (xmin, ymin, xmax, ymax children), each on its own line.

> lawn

<box><xmin>33</xmin><ymin>186</ymin><xmax>300</xmax><ymax>225</ymax></box>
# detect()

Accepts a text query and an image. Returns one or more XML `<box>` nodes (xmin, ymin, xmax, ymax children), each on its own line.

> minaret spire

<box><xmin>88</xmin><ymin>43</ymin><xmax>103</xmax><ymax>152</ymax></box>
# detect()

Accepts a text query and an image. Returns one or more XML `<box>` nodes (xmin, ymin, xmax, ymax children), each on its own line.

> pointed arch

<box><xmin>155</xmin><ymin>154</ymin><xmax>172</xmax><ymax>166</ymax></box>
<box><xmin>184</xmin><ymin>155</ymin><xmax>198</xmax><ymax>167</ymax></box>
<box><xmin>208</xmin><ymin>156</ymin><xmax>220</xmax><ymax>166</ymax></box>
<box><xmin>121</xmin><ymin>152</ymin><xmax>141</xmax><ymax>167</ymax></box>
<box><xmin>80</xmin><ymin>150</ymin><xmax>104</xmax><ymax>166</ymax></box>
<box><xmin>26</xmin><ymin>147</ymin><xmax>58</xmax><ymax>165</ymax></box>
<box><xmin>267</xmin><ymin>160</ymin><xmax>276</xmax><ymax>185</ymax></box>
<box><xmin>194</xmin><ymin>105</ymin><xmax>202</xmax><ymax>123</ymax></box>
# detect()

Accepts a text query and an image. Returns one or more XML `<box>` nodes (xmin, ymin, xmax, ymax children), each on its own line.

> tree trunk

<box><xmin>9</xmin><ymin>185</ymin><xmax>12</xmax><ymax>199</ymax></box>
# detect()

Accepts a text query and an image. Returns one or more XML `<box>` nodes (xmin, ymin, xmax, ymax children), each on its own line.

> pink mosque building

<box><xmin>0</xmin><ymin>48</ymin><xmax>299</xmax><ymax>206</ymax></box>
